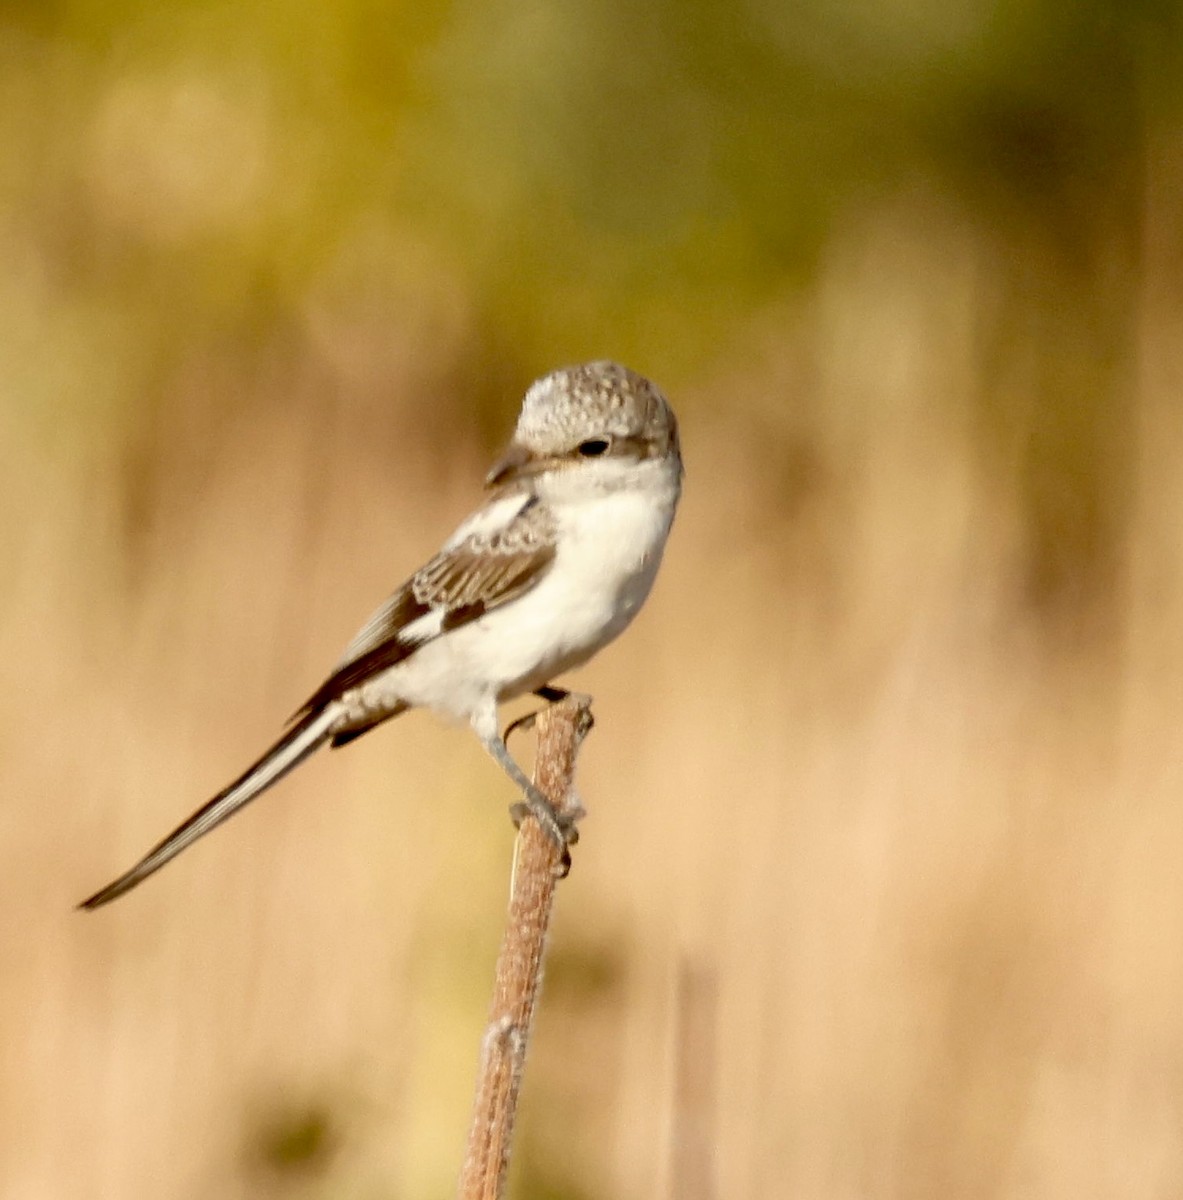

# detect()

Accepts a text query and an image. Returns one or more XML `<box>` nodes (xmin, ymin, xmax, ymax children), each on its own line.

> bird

<box><xmin>79</xmin><ymin>360</ymin><xmax>683</xmax><ymax>909</ymax></box>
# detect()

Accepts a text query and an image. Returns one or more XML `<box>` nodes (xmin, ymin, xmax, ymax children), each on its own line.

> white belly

<box><xmin>372</xmin><ymin>482</ymin><xmax>676</xmax><ymax>721</ymax></box>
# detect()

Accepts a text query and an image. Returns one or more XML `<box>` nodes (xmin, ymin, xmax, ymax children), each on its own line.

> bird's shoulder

<box><xmin>415</xmin><ymin>491</ymin><xmax>558</xmax><ymax>610</ymax></box>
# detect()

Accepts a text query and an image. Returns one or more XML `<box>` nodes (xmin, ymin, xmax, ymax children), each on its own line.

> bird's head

<box><xmin>486</xmin><ymin>361</ymin><xmax>681</xmax><ymax>497</ymax></box>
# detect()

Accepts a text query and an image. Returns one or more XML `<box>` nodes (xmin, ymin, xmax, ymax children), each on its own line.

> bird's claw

<box><xmin>504</xmin><ymin>690</ymin><xmax>595</xmax><ymax>744</ymax></box>
<box><xmin>505</xmin><ymin>684</ymin><xmax>569</xmax><ymax>743</ymax></box>
<box><xmin>574</xmin><ymin>703</ymin><xmax>595</xmax><ymax>740</ymax></box>
<box><xmin>504</xmin><ymin>710</ymin><xmax>539</xmax><ymax>742</ymax></box>
<box><xmin>509</xmin><ymin>795</ymin><xmax>580</xmax><ymax>875</ymax></box>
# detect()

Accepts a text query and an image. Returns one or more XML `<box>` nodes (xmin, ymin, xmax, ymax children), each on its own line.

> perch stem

<box><xmin>457</xmin><ymin>695</ymin><xmax>593</xmax><ymax>1200</ymax></box>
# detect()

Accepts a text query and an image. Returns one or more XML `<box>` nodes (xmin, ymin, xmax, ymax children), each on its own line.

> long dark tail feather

<box><xmin>78</xmin><ymin>707</ymin><xmax>337</xmax><ymax>910</ymax></box>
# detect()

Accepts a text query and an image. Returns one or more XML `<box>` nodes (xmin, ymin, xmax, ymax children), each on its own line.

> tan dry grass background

<box><xmin>4</xmin><ymin>186</ymin><xmax>1183</xmax><ymax>1199</ymax></box>
<box><xmin>6</xmin><ymin>5</ymin><xmax>1183</xmax><ymax>1195</ymax></box>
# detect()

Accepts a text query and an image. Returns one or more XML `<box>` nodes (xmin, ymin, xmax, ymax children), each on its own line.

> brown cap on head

<box><xmin>515</xmin><ymin>360</ymin><xmax>679</xmax><ymax>459</ymax></box>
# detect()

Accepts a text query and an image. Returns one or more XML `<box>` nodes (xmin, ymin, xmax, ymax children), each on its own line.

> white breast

<box><xmin>377</xmin><ymin>457</ymin><xmax>680</xmax><ymax>720</ymax></box>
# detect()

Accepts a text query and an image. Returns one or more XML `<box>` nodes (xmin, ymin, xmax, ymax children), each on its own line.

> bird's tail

<box><xmin>79</xmin><ymin>707</ymin><xmax>338</xmax><ymax>910</ymax></box>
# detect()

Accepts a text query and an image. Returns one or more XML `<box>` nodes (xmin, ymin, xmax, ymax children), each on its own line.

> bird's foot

<box><xmin>509</xmin><ymin>788</ymin><xmax>582</xmax><ymax>876</ymax></box>
<box><xmin>504</xmin><ymin>710</ymin><xmax>541</xmax><ymax>742</ymax></box>
<box><xmin>504</xmin><ymin>687</ymin><xmax>595</xmax><ymax>743</ymax></box>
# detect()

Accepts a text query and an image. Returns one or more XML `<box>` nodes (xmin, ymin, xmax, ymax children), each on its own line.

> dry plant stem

<box><xmin>457</xmin><ymin>695</ymin><xmax>593</xmax><ymax>1200</ymax></box>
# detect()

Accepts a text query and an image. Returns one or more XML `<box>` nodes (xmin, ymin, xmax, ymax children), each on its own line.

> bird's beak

<box><xmin>485</xmin><ymin>440</ymin><xmax>537</xmax><ymax>488</ymax></box>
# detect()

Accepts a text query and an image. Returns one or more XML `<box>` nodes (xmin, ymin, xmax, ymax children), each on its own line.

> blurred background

<box><xmin>6</xmin><ymin>0</ymin><xmax>1183</xmax><ymax>1196</ymax></box>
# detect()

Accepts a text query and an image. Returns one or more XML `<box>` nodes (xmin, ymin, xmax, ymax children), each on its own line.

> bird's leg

<box><xmin>504</xmin><ymin>685</ymin><xmax>595</xmax><ymax>743</ymax></box>
<box><xmin>488</xmin><ymin>733</ymin><xmax>580</xmax><ymax>871</ymax></box>
<box><xmin>473</xmin><ymin>703</ymin><xmax>580</xmax><ymax>875</ymax></box>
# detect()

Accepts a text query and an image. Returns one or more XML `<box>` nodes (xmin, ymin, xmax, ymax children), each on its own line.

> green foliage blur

<box><xmin>0</xmin><ymin>0</ymin><xmax>1174</xmax><ymax>370</ymax></box>
<box><xmin>5</xmin><ymin>0</ymin><xmax>1182</xmax><ymax>609</ymax></box>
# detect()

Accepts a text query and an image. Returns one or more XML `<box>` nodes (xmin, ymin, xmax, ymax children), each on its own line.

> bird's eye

<box><xmin>577</xmin><ymin>439</ymin><xmax>610</xmax><ymax>457</ymax></box>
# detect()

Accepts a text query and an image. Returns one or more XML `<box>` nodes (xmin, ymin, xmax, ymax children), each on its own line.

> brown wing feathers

<box><xmin>291</xmin><ymin>500</ymin><xmax>557</xmax><ymax>724</ymax></box>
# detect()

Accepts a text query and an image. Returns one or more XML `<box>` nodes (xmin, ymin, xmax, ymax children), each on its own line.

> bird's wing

<box><xmin>291</xmin><ymin>494</ymin><xmax>558</xmax><ymax>719</ymax></box>
<box><xmin>79</xmin><ymin>495</ymin><xmax>558</xmax><ymax>910</ymax></box>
